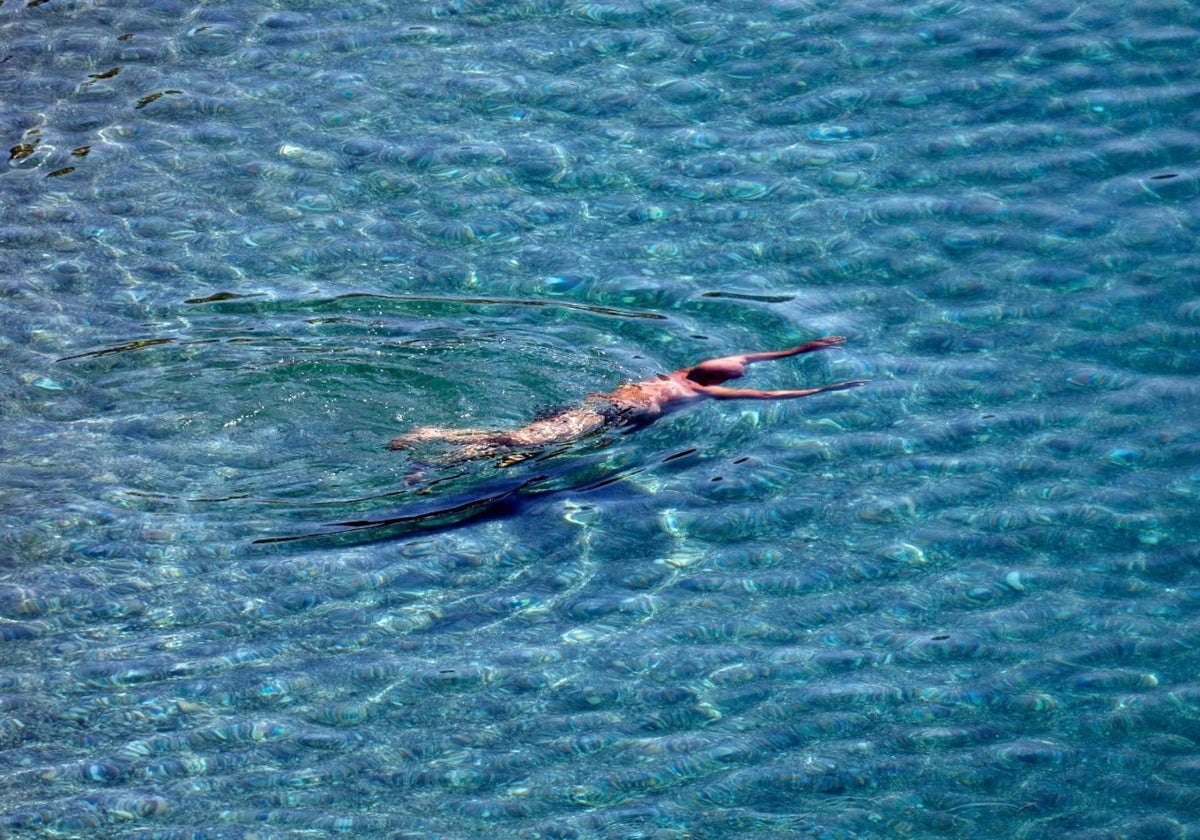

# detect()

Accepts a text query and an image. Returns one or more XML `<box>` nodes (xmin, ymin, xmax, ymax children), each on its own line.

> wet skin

<box><xmin>389</xmin><ymin>335</ymin><xmax>867</xmax><ymax>462</ymax></box>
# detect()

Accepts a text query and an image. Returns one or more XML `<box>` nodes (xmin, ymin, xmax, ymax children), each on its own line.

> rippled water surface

<box><xmin>3</xmin><ymin>0</ymin><xmax>1200</xmax><ymax>837</ymax></box>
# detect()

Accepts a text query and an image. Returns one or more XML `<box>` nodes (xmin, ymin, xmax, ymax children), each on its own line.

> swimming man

<box><xmin>389</xmin><ymin>335</ymin><xmax>866</xmax><ymax>462</ymax></box>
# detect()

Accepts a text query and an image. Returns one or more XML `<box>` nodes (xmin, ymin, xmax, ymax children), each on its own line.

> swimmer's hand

<box><xmin>804</xmin><ymin>335</ymin><xmax>846</xmax><ymax>348</ymax></box>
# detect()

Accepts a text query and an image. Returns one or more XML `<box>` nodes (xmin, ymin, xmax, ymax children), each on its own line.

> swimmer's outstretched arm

<box><xmin>726</xmin><ymin>335</ymin><xmax>849</xmax><ymax>365</ymax></box>
<box><xmin>692</xmin><ymin>379</ymin><xmax>868</xmax><ymax>400</ymax></box>
<box><xmin>694</xmin><ymin>335</ymin><xmax>847</xmax><ymax>369</ymax></box>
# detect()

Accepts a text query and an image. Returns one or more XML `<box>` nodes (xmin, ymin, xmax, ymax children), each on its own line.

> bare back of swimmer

<box><xmin>389</xmin><ymin>335</ymin><xmax>866</xmax><ymax>462</ymax></box>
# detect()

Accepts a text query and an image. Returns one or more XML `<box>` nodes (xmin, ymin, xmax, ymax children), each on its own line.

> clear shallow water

<box><xmin>2</xmin><ymin>0</ymin><xmax>1200</xmax><ymax>836</ymax></box>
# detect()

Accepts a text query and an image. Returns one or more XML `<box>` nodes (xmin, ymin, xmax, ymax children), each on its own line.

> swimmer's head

<box><xmin>685</xmin><ymin>359</ymin><xmax>746</xmax><ymax>385</ymax></box>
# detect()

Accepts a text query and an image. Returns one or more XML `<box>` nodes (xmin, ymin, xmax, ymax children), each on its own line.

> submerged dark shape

<box><xmin>390</xmin><ymin>335</ymin><xmax>866</xmax><ymax>463</ymax></box>
<box><xmin>254</xmin><ymin>437</ymin><xmax>706</xmax><ymax>546</ymax></box>
<box><xmin>9</xmin><ymin>142</ymin><xmax>36</xmax><ymax>162</ymax></box>
<box><xmin>253</xmin><ymin>471</ymin><xmax>546</xmax><ymax>545</ymax></box>
<box><xmin>135</xmin><ymin>89</ymin><xmax>183</xmax><ymax>109</ymax></box>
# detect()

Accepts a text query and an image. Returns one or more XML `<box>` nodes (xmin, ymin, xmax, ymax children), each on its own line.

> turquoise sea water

<box><xmin>3</xmin><ymin>0</ymin><xmax>1200</xmax><ymax>836</ymax></box>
